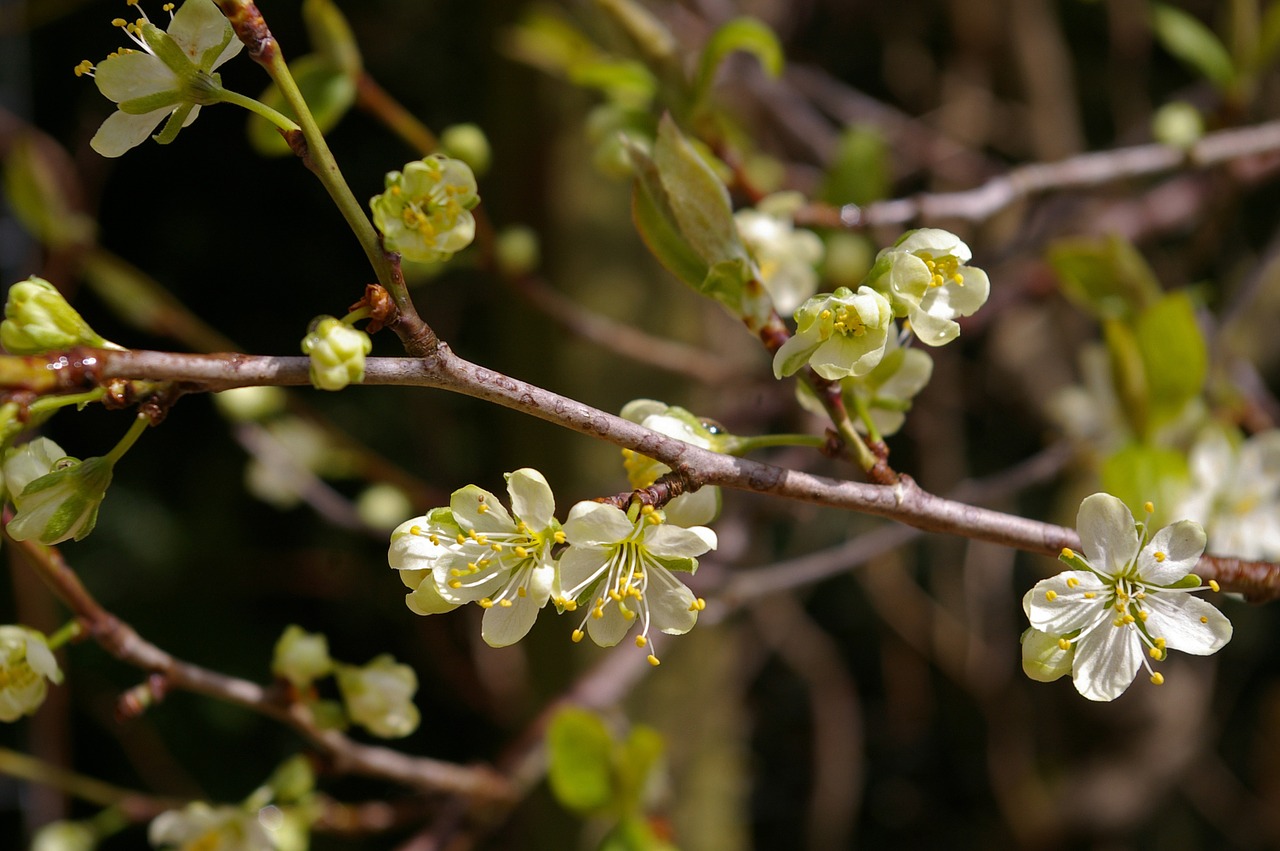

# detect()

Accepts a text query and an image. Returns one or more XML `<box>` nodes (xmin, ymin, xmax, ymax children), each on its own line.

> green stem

<box><xmin>847</xmin><ymin>391</ymin><xmax>884</xmax><ymax>445</ymax></box>
<box><xmin>723</xmin><ymin>433</ymin><xmax>828</xmax><ymax>454</ymax></box>
<box><xmin>0</xmin><ymin>748</ymin><xmax>133</xmax><ymax>807</ymax></box>
<box><xmin>342</xmin><ymin>306</ymin><xmax>372</xmax><ymax>325</ymax></box>
<box><xmin>104</xmin><ymin>414</ymin><xmax>149</xmax><ymax>466</ymax></box>
<box><xmin>28</xmin><ymin>389</ymin><xmax>106</xmax><ymax>417</ymax></box>
<box><xmin>45</xmin><ymin>620</ymin><xmax>82</xmax><ymax>651</ymax></box>
<box><xmin>259</xmin><ymin>51</ymin><xmax>398</xmax><ymax>297</ymax></box>
<box><xmin>215</xmin><ymin>88</ymin><xmax>299</xmax><ymax>132</ymax></box>
<box><xmin>798</xmin><ymin>373</ymin><xmax>878</xmax><ymax>472</ymax></box>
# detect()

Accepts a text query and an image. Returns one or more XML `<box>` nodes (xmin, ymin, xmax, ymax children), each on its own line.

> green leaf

<box><xmin>1134</xmin><ymin>292</ymin><xmax>1207</xmax><ymax>427</ymax></box>
<box><xmin>1048</xmin><ymin>235</ymin><xmax>1162</xmax><ymax>320</ymax></box>
<box><xmin>616</xmin><ymin>725</ymin><xmax>665</xmax><ymax>813</ymax></box>
<box><xmin>303</xmin><ymin>0</ymin><xmax>363</xmax><ymax>76</ymax></box>
<box><xmin>820</xmin><ymin>124</ymin><xmax>891</xmax><ymax>206</ymax></box>
<box><xmin>1101</xmin><ymin>442</ymin><xmax>1189</xmax><ymax>521</ymax></box>
<box><xmin>1152</xmin><ymin>4</ymin><xmax>1237</xmax><ymax>89</ymax></box>
<box><xmin>1103</xmin><ymin>319</ymin><xmax>1149</xmax><ymax>438</ymax></box>
<box><xmin>2</xmin><ymin>135</ymin><xmax>95</xmax><ymax>249</ymax></box>
<box><xmin>568</xmin><ymin>58</ymin><xmax>658</xmax><ymax>107</ymax></box>
<box><xmin>630</xmin><ymin>149</ymin><xmax>709</xmax><ymax>289</ymax></box>
<box><xmin>693</xmin><ymin>17</ymin><xmax>783</xmax><ymax>105</ymax></box>
<box><xmin>595</xmin><ymin>0</ymin><xmax>677</xmax><ymax>66</ymax></box>
<box><xmin>247</xmin><ymin>55</ymin><xmax>357</xmax><ymax>156</ymax></box>
<box><xmin>651</xmin><ymin>115</ymin><xmax>748</xmax><ymax>267</ymax></box>
<box><xmin>547</xmin><ymin>708</ymin><xmax>616</xmax><ymax>815</ymax></box>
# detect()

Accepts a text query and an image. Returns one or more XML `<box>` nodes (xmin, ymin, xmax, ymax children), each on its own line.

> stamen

<box><xmin>571</xmin><ymin>629</ymin><xmax>584</xmax><ymax>643</ymax></box>
<box><xmin>1209</xmin><ymin>580</ymin><xmax>1220</xmax><ymax>592</ymax></box>
<box><xmin>1066</xmin><ymin>577</ymin><xmax>1079</xmax><ymax>588</ymax></box>
<box><xmin>1045</xmin><ymin>590</ymin><xmax>1058</xmax><ymax>602</ymax></box>
<box><xmin>1061</xmin><ymin>547</ymin><xmax>1075</xmax><ymax>559</ymax></box>
<box><xmin>1150</xmin><ymin>672</ymin><xmax>1165</xmax><ymax>685</ymax></box>
<box><xmin>1057</xmin><ymin>638</ymin><xmax>1071</xmax><ymax>651</ymax></box>
<box><xmin>647</xmin><ymin>654</ymin><xmax>661</xmax><ymax>667</ymax></box>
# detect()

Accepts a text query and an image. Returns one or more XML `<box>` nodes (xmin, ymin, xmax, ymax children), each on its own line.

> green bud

<box><xmin>335</xmin><ymin>655</ymin><xmax>420</xmax><ymax>739</ymax></box>
<box><xmin>439</xmin><ymin>123</ymin><xmax>492</xmax><ymax>176</ymax></box>
<box><xmin>1020</xmin><ymin>627</ymin><xmax>1074</xmax><ymax>683</ymax></box>
<box><xmin>264</xmin><ymin>754</ymin><xmax>317</xmax><ymax>804</ymax></box>
<box><xmin>271</xmin><ymin>625</ymin><xmax>333</xmax><ymax>688</ymax></box>
<box><xmin>495</xmin><ymin>225</ymin><xmax>540</xmax><ymax>278</ymax></box>
<box><xmin>213</xmin><ymin>386</ymin><xmax>288</xmax><ymax>423</ymax></box>
<box><xmin>355</xmin><ymin>483</ymin><xmax>412</xmax><ymax>531</ymax></box>
<box><xmin>1152</xmin><ymin>101</ymin><xmax>1204</xmax><ymax>149</ymax></box>
<box><xmin>1</xmin><ymin>277</ymin><xmax>117</xmax><ymax>354</ymax></box>
<box><xmin>301</xmin><ymin>316</ymin><xmax>371</xmax><ymax>392</ymax></box>
<box><xmin>31</xmin><ymin>820</ymin><xmax>98</xmax><ymax>851</ymax></box>
<box><xmin>6</xmin><ymin>454</ymin><xmax>114</xmax><ymax>546</ymax></box>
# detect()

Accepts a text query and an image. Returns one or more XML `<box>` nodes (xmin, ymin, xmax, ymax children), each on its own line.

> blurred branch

<box><xmin>7</xmin><ymin>535</ymin><xmax>514</xmax><ymax>803</ymax></box>
<box><xmin>797</xmin><ymin>119</ymin><xmax>1280</xmax><ymax>229</ymax></box>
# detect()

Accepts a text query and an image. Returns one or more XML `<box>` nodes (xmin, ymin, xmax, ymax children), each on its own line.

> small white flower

<box><xmin>0</xmin><ymin>625</ymin><xmax>63</xmax><ymax>722</ymax></box>
<box><xmin>1024</xmin><ymin>493</ymin><xmax>1232</xmax><ymax>702</ymax></box>
<box><xmin>301</xmin><ymin>316</ymin><xmax>371</xmax><ymax>392</ymax></box>
<box><xmin>149</xmin><ymin>801</ymin><xmax>274</xmax><ymax>851</ymax></box>
<box><xmin>772</xmin><ymin>286</ymin><xmax>893</xmax><ymax>380</ymax></box>
<box><xmin>84</xmin><ymin>0</ymin><xmax>243</xmax><ymax>157</ymax></box>
<box><xmin>872</xmin><ymin>228</ymin><xmax>990</xmax><ymax>346</ymax></box>
<box><xmin>370</xmin><ymin>155</ymin><xmax>480</xmax><ymax>263</ymax></box>
<box><xmin>1176</xmin><ymin>427</ymin><xmax>1280</xmax><ymax>561</ymax></box>
<box><xmin>270</xmin><ymin>625</ymin><xmax>333</xmax><ymax>689</ymax></box>
<box><xmin>388</xmin><ymin>469</ymin><xmax>562</xmax><ymax>647</ymax></box>
<box><xmin>734</xmin><ymin>198</ymin><xmax>824</xmax><ymax>314</ymax></box>
<box><xmin>557</xmin><ymin>502</ymin><xmax>714</xmax><ymax>665</ymax></box>
<box><xmin>3</xmin><ymin>440</ymin><xmax>114</xmax><ymax>546</ymax></box>
<box><xmin>619</xmin><ymin>399</ymin><xmax>720</xmax><ymax>527</ymax></box>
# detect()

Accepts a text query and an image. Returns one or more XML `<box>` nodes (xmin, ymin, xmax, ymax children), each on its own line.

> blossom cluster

<box><xmin>389</xmin><ymin>469</ymin><xmax>715</xmax><ymax>665</ymax></box>
<box><xmin>767</xmin><ymin>227</ymin><xmax>988</xmax><ymax>437</ymax></box>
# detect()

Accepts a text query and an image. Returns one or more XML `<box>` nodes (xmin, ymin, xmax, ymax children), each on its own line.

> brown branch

<box><xmin>7</xmin><ymin>535</ymin><xmax>513</xmax><ymax>802</ymax></box>
<box><xmin>796</xmin><ymin>119</ymin><xmax>1280</xmax><ymax>229</ymax></box>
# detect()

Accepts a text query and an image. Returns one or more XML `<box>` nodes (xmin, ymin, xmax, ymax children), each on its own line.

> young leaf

<box><xmin>1135</xmin><ymin>291</ymin><xmax>1207</xmax><ymax>427</ymax></box>
<box><xmin>693</xmin><ymin>17</ymin><xmax>784</xmax><ymax>106</ymax></box>
<box><xmin>1101</xmin><ymin>442</ymin><xmax>1190</xmax><ymax>523</ymax></box>
<box><xmin>547</xmin><ymin>708</ymin><xmax>617</xmax><ymax>815</ymax></box>
<box><xmin>1152</xmin><ymin>4</ymin><xmax>1237</xmax><ymax>89</ymax></box>
<box><xmin>1049</xmin><ymin>235</ymin><xmax>1161</xmax><ymax>320</ymax></box>
<box><xmin>651</xmin><ymin>114</ymin><xmax>748</xmax><ymax>268</ymax></box>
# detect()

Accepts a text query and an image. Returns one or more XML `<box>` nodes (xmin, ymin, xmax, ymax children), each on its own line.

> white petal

<box><xmin>557</xmin><ymin>546</ymin><xmax>611</xmax><ymax>595</ymax></box>
<box><xmin>1137</xmin><ymin>520</ymin><xmax>1205</xmax><ymax>585</ymax></box>
<box><xmin>506</xmin><ymin>468</ymin><xmax>555</xmax><ymax>530</ymax></box>
<box><xmin>644</xmin><ymin>523</ymin><xmax>716</xmax><ymax>558</ymax></box>
<box><xmin>22</xmin><ymin>634</ymin><xmax>61</xmax><ymax>684</ymax></box>
<box><xmin>1077</xmin><ymin>493</ymin><xmax>1140</xmax><ymax>579</ymax></box>
<box><xmin>587</xmin><ymin>600</ymin><xmax>635</xmax><ymax>646</ymax></box>
<box><xmin>90</xmin><ymin>108</ymin><xmax>170</xmax><ymax>158</ymax></box>
<box><xmin>1026</xmin><ymin>571</ymin><xmax>1109</xmax><ymax>634</ymax></box>
<box><xmin>947</xmin><ymin>266</ymin><xmax>990</xmax><ymax>315</ymax></box>
<box><xmin>94</xmin><ymin>52</ymin><xmax>178</xmax><ymax>102</ymax></box>
<box><xmin>895</xmin><ymin>228</ymin><xmax>969</xmax><ymax>260</ymax></box>
<box><xmin>772</xmin><ymin>331</ymin><xmax>820</xmax><ymax>379</ymax></box>
<box><xmin>449</xmin><ymin>485</ymin><xmax>514</xmax><ymax>533</ymax></box>
<box><xmin>406</xmin><ymin>582</ymin><xmax>460</xmax><ymax>616</ymax></box>
<box><xmin>660</xmin><ymin>487</ymin><xmax>720</xmax><ymax>527</ymax></box>
<box><xmin>887</xmin><ymin>253</ymin><xmax>932</xmax><ymax>302</ymax></box>
<box><xmin>646</xmin><ymin>568</ymin><xmax>699</xmax><ymax>635</ymax></box>
<box><xmin>1021</xmin><ymin>628</ymin><xmax>1073</xmax><ymax>683</ymax></box>
<box><xmin>169</xmin><ymin>0</ymin><xmax>240</xmax><ymax>66</ymax></box>
<box><xmin>1072</xmin><ymin>617</ymin><xmax>1142</xmax><ymax>701</ymax></box>
<box><xmin>905</xmin><ymin>307</ymin><xmax>959</xmax><ymax>346</ymax></box>
<box><xmin>481</xmin><ymin>595</ymin><xmax>542</xmax><ymax>647</ymax></box>
<box><xmin>620</xmin><ymin>399</ymin><xmax>667</xmax><ymax>423</ymax></box>
<box><xmin>563</xmin><ymin>501</ymin><xmax>633</xmax><ymax>545</ymax></box>
<box><xmin>1143</xmin><ymin>593</ymin><xmax>1232</xmax><ymax>655</ymax></box>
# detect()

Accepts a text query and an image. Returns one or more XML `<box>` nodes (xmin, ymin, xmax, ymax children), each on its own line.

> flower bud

<box><xmin>495</xmin><ymin>226</ymin><xmax>540</xmax><ymax>278</ymax></box>
<box><xmin>369</xmin><ymin>155</ymin><xmax>479</xmax><ymax>263</ymax></box>
<box><xmin>438</xmin><ymin>123</ymin><xmax>492</xmax><ymax>176</ymax></box>
<box><xmin>301</xmin><ymin>316</ymin><xmax>371</xmax><ymax>392</ymax></box>
<box><xmin>1</xmin><ymin>277</ymin><xmax>116</xmax><ymax>354</ymax></box>
<box><xmin>4</xmin><ymin>441</ymin><xmax>113</xmax><ymax>545</ymax></box>
<box><xmin>31</xmin><ymin>820</ymin><xmax>97</xmax><ymax>851</ymax></box>
<box><xmin>271</xmin><ymin>625</ymin><xmax>333</xmax><ymax>688</ymax></box>
<box><xmin>1020</xmin><ymin>627</ymin><xmax>1073</xmax><ymax>683</ymax></box>
<box><xmin>335</xmin><ymin>654</ymin><xmax>420</xmax><ymax>738</ymax></box>
<box><xmin>0</xmin><ymin>625</ymin><xmax>63</xmax><ymax>722</ymax></box>
<box><xmin>213</xmin><ymin>386</ymin><xmax>288</xmax><ymax>423</ymax></box>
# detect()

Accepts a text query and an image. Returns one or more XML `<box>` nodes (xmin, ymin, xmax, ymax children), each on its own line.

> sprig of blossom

<box><xmin>389</xmin><ymin>469</ymin><xmax>563</xmax><ymax>647</ymax></box>
<box><xmin>556</xmin><ymin>502</ymin><xmax>714</xmax><ymax>666</ymax></box>
<box><xmin>734</xmin><ymin>193</ymin><xmax>824</xmax><ymax>314</ymax></box>
<box><xmin>619</xmin><ymin>400</ymin><xmax>722</xmax><ymax>527</ymax></box>
<box><xmin>1022</xmin><ymin>493</ymin><xmax>1231</xmax><ymax>701</ymax></box>
<box><xmin>868</xmin><ymin>228</ymin><xmax>990</xmax><ymax>346</ymax></box>
<box><xmin>78</xmin><ymin>0</ymin><xmax>244</xmax><ymax>157</ymax></box>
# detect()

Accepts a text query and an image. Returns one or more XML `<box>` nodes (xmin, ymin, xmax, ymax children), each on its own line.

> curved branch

<box><xmin>64</xmin><ymin>346</ymin><xmax>1280</xmax><ymax>599</ymax></box>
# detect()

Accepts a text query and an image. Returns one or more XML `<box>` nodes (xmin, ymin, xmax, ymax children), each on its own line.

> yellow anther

<box><xmin>1154</xmin><ymin>638</ymin><xmax>1167</xmax><ymax>649</ymax></box>
<box><xmin>819</xmin><ymin>309</ymin><xmax>832</xmax><ymax>320</ymax></box>
<box><xmin>1150</xmin><ymin>672</ymin><xmax>1165</xmax><ymax>685</ymax></box>
<box><xmin>478</xmin><ymin>598</ymin><xmax>494</xmax><ymax>609</ymax></box>
<box><xmin>1113</xmin><ymin>618</ymin><xmax>1125</xmax><ymax>628</ymax></box>
<box><xmin>477</xmin><ymin>502</ymin><xmax>490</xmax><ymax>514</ymax></box>
<box><xmin>1154</xmin><ymin>551</ymin><xmax>1166</xmax><ymax>563</ymax></box>
<box><xmin>517</xmin><ymin>587</ymin><xmax>527</xmax><ymax>598</ymax></box>
<box><xmin>1061</xmin><ymin>547</ymin><xmax>1075</xmax><ymax>559</ymax></box>
<box><xmin>1114</xmin><ymin>602</ymin><xmax>1125</xmax><ymax>613</ymax></box>
<box><xmin>514</xmin><ymin>546</ymin><xmax>529</xmax><ymax>558</ymax></box>
<box><xmin>409</xmin><ymin>525</ymin><xmax>422</xmax><ymax>536</ymax></box>
<box><xmin>647</xmin><ymin>654</ymin><xmax>661</xmax><ymax>667</ymax></box>
<box><xmin>429</xmin><ymin>534</ymin><xmax>440</xmax><ymax>546</ymax></box>
<box><xmin>688</xmin><ymin>597</ymin><xmax>707</xmax><ymax>612</ymax></box>
<box><xmin>475</xmin><ymin>534</ymin><xmax>488</xmax><ymax>545</ymax></box>
<box><xmin>455</xmin><ymin>533</ymin><xmax>467</xmax><ymax>545</ymax></box>
<box><xmin>491</xmin><ymin>543</ymin><xmax>503</xmax><ymax>552</ymax></box>
<box><xmin>1057</xmin><ymin>638</ymin><xmax>1071</xmax><ymax>651</ymax></box>
<box><xmin>562</xmin><ymin>600</ymin><xmax>577</xmax><ymax>612</ymax></box>
<box><xmin>1122</xmin><ymin>614</ymin><xmax>1136</xmax><ymax>625</ymax></box>
<box><xmin>571</xmin><ymin>629</ymin><xmax>584</xmax><ymax>643</ymax></box>
<box><xmin>635</xmin><ymin>635</ymin><xmax>647</xmax><ymax>648</ymax></box>
<box><xmin>163</xmin><ymin>2</ymin><xmax>175</xmax><ymax>10</ymax></box>
<box><xmin>499</xmin><ymin>599</ymin><xmax>513</xmax><ymax>608</ymax></box>
<box><xmin>1138</xmin><ymin>610</ymin><xmax>1148</xmax><ymax>622</ymax></box>
<box><xmin>112</xmin><ymin>17</ymin><xmax>127</xmax><ymax>26</ymax></box>
<box><xmin>1083</xmin><ymin>592</ymin><xmax>1096</xmax><ymax>599</ymax></box>
<box><xmin>1045</xmin><ymin>590</ymin><xmax>1058</xmax><ymax>602</ymax></box>
<box><xmin>1200</xmin><ymin>616</ymin><xmax>1208</xmax><ymax>624</ymax></box>
<box><xmin>1066</xmin><ymin>577</ymin><xmax>1079</xmax><ymax>588</ymax></box>
<box><xmin>554</xmin><ymin>531</ymin><xmax>566</xmax><ymax>544</ymax></box>
<box><xmin>592</xmin><ymin>607</ymin><xmax>604</xmax><ymax>620</ymax></box>
<box><xmin>622</xmin><ymin>608</ymin><xmax>636</xmax><ymax>621</ymax></box>
<box><xmin>609</xmin><ymin>590</ymin><xmax>622</xmax><ymax>602</ymax></box>
<box><xmin>450</xmin><ymin>569</ymin><xmax>463</xmax><ymax>577</ymax></box>
<box><xmin>448</xmin><ymin>580</ymin><xmax>462</xmax><ymax>589</ymax></box>
<box><xmin>1149</xmin><ymin>646</ymin><xmax>1164</xmax><ymax>660</ymax></box>
<box><xmin>1209</xmin><ymin>580</ymin><xmax>1220</xmax><ymax>592</ymax></box>
<box><xmin>1144</xmin><ymin>501</ymin><xmax>1155</xmax><ymax>514</ymax></box>
<box><xmin>953</xmin><ymin>273</ymin><xmax>964</xmax><ymax>285</ymax></box>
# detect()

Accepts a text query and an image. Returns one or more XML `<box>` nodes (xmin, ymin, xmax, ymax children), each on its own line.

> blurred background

<box><xmin>3</xmin><ymin>0</ymin><xmax>1280</xmax><ymax>847</ymax></box>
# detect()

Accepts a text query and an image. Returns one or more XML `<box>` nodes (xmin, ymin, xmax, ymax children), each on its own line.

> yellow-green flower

<box><xmin>370</xmin><ymin>155</ymin><xmax>479</xmax><ymax>263</ymax></box>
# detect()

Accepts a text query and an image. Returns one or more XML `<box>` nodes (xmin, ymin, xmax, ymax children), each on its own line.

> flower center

<box><xmin>919</xmin><ymin>253</ymin><xmax>964</xmax><ymax>288</ymax></box>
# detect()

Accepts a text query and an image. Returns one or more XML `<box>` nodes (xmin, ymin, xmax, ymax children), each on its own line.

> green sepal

<box><xmin>547</xmin><ymin>708</ymin><xmax>617</xmax><ymax>815</ymax></box>
<box><xmin>117</xmin><ymin>90</ymin><xmax>185</xmax><ymax>115</ymax></box>
<box><xmin>153</xmin><ymin>103</ymin><xmax>196</xmax><ymax>145</ymax></box>
<box><xmin>1057</xmin><ymin>550</ymin><xmax>1094</xmax><ymax>574</ymax></box>
<box><xmin>568</xmin><ymin>58</ymin><xmax>658</xmax><ymax>107</ymax></box>
<box><xmin>599</xmin><ymin>817</ymin><xmax>678</xmax><ymax>851</ymax></box>
<box><xmin>693</xmin><ymin>17</ymin><xmax>784</xmax><ymax>106</ymax></box>
<box><xmin>1152</xmin><ymin>4</ymin><xmax>1237</xmax><ymax>90</ymax></box>
<box><xmin>140</xmin><ymin>21</ymin><xmax>197</xmax><ymax>76</ymax></box>
<box><xmin>1168</xmin><ymin>573</ymin><xmax>1204</xmax><ymax>590</ymax></box>
<box><xmin>652</xmin><ymin>554</ymin><xmax>698</xmax><ymax>575</ymax></box>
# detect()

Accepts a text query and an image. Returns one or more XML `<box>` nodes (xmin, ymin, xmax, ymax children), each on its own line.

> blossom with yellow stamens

<box><xmin>388</xmin><ymin>469</ymin><xmax>562</xmax><ymax>647</ymax></box>
<box><xmin>869</xmin><ymin>228</ymin><xmax>989</xmax><ymax>346</ymax></box>
<box><xmin>1022</xmin><ymin>493</ymin><xmax>1231</xmax><ymax>701</ymax></box>
<box><xmin>556</xmin><ymin>501</ymin><xmax>714</xmax><ymax>665</ymax></box>
<box><xmin>772</xmin><ymin>286</ymin><xmax>893</xmax><ymax>380</ymax></box>
<box><xmin>370</xmin><ymin>155</ymin><xmax>479</xmax><ymax>263</ymax></box>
